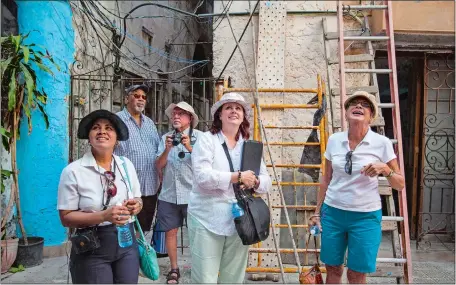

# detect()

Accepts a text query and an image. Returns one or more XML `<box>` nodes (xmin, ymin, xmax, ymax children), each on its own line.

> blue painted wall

<box><xmin>16</xmin><ymin>1</ymin><xmax>74</xmax><ymax>246</ymax></box>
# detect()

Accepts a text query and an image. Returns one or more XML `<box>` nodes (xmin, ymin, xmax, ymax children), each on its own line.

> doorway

<box><xmin>375</xmin><ymin>52</ymin><xmax>455</xmax><ymax>248</ymax></box>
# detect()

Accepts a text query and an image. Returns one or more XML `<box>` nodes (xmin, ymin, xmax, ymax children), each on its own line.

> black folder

<box><xmin>241</xmin><ymin>140</ymin><xmax>263</xmax><ymax>176</ymax></box>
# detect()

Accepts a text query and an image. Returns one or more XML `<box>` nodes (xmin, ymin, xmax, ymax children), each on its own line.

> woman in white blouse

<box><xmin>57</xmin><ymin>110</ymin><xmax>143</xmax><ymax>284</ymax></box>
<box><xmin>188</xmin><ymin>93</ymin><xmax>272</xmax><ymax>283</ymax></box>
<box><xmin>309</xmin><ymin>91</ymin><xmax>405</xmax><ymax>284</ymax></box>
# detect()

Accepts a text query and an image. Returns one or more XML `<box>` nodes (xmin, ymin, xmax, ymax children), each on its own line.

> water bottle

<box><xmin>116</xmin><ymin>203</ymin><xmax>133</xmax><ymax>248</ymax></box>
<box><xmin>310</xmin><ymin>225</ymin><xmax>320</xmax><ymax>236</ymax></box>
<box><xmin>231</xmin><ymin>199</ymin><xmax>244</xmax><ymax>218</ymax></box>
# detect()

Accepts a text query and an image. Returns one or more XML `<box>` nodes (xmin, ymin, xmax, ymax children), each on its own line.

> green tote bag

<box><xmin>120</xmin><ymin>157</ymin><xmax>160</xmax><ymax>280</ymax></box>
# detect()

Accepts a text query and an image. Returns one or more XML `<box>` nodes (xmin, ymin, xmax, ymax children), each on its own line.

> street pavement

<box><xmin>2</xmin><ymin>228</ymin><xmax>454</xmax><ymax>284</ymax></box>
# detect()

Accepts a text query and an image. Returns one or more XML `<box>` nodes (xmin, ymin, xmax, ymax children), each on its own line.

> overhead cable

<box><xmin>215</xmin><ymin>0</ymin><xmax>260</xmax><ymax>82</ymax></box>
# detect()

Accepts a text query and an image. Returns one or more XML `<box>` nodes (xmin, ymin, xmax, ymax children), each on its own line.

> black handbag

<box><xmin>222</xmin><ymin>142</ymin><xmax>270</xmax><ymax>245</ymax></box>
<box><xmin>70</xmin><ymin>226</ymin><xmax>101</xmax><ymax>254</ymax></box>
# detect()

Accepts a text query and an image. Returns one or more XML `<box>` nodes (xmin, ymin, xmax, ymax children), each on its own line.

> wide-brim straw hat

<box><xmin>344</xmin><ymin>91</ymin><xmax>378</xmax><ymax>119</ymax></box>
<box><xmin>77</xmin><ymin>109</ymin><xmax>129</xmax><ymax>141</ymax></box>
<box><xmin>165</xmin><ymin>101</ymin><xmax>199</xmax><ymax>128</ymax></box>
<box><xmin>210</xmin><ymin>92</ymin><xmax>252</xmax><ymax>119</ymax></box>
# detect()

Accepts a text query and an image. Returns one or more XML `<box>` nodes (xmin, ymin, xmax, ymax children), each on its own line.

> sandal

<box><xmin>166</xmin><ymin>268</ymin><xmax>180</xmax><ymax>284</ymax></box>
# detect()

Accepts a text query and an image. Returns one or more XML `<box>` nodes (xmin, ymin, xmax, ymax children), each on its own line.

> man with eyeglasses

<box><xmin>115</xmin><ymin>84</ymin><xmax>161</xmax><ymax>233</ymax></box>
<box><xmin>155</xmin><ymin>101</ymin><xmax>201</xmax><ymax>284</ymax></box>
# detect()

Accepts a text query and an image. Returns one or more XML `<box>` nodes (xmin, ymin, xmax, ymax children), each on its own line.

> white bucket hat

<box><xmin>165</xmin><ymin>101</ymin><xmax>199</xmax><ymax>128</ymax></box>
<box><xmin>344</xmin><ymin>91</ymin><xmax>378</xmax><ymax>119</ymax></box>
<box><xmin>210</xmin><ymin>92</ymin><xmax>252</xmax><ymax>119</ymax></box>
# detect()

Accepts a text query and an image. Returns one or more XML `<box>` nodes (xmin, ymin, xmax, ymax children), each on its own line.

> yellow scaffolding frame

<box><xmin>216</xmin><ymin>75</ymin><xmax>328</xmax><ymax>275</ymax></box>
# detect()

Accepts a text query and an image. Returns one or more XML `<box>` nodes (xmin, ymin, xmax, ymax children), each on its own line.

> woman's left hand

<box><xmin>124</xmin><ymin>199</ymin><xmax>142</xmax><ymax>215</ymax></box>
<box><xmin>361</xmin><ymin>162</ymin><xmax>389</xmax><ymax>177</ymax></box>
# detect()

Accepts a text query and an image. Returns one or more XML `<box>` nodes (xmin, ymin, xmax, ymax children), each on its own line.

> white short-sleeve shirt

<box><xmin>57</xmin><ymin>151</ymin><xmax>142</xmax><ymax>225</ymax></box>
<box><xmin>324</xmin><ymin>129</ymin><xmax>396</xmax><ymax>212</ymax></box>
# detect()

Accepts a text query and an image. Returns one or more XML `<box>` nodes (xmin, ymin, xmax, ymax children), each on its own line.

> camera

<box><xmin>172</xmin><ymin>132</ymin><xmax>182</xmax><ymax>146</ymax></box>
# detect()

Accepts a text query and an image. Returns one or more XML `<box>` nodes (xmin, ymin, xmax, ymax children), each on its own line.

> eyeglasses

<box><xmin>345</xmin><ymin>151</ymin><xmax>353</xmax><ymax>175</ymax></box>
<box><xmin>172</xmin><ymin>111</ymin><xmax>190</xmax><ymax>117</ymax></box>
<box><xmin>132</xmin><ymin>93</ymin><xmax>147</xmax><ymax>100</ymax></box>
<box><xmin>103</xmin><ymin>171</ymin><xmax>117</xmax><ymax>207</ymax></box>
<box><xmin>348</xmin><ymin>100</ymin><xmax>372</xmax><ymax>109</ymax></box>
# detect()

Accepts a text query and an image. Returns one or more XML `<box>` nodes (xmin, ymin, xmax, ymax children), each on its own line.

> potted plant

<box><xmin>1</xmin><ymin>170</ymin><xmax>18</xmax><ymax>273</ymax></box>
<box><xmin>1</xmin><ymin>33</ymin><xmax>58</xmax><ymax>268</ymax></box>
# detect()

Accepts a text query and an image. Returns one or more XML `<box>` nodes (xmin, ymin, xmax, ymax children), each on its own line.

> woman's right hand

<box><xmin>241</xmin><ymin>170</ymin><xmax>257</xmax><ymax>188</ymax></box>
<box><xmin>103</xmin><ymin>205</ymin><xmax>130</xmax><ymax>225</ymax></box>
<box><xmin>308</xmin><ymin>215</ymin><xmax>322</xmax><ymax>233</ymax></box>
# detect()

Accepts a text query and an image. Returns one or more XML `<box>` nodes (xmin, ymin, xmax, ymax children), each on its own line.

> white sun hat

<box><xmin>210</xmin><ymin>92</ymin><xmax>252</xmax><ymax>119</ymax></box>
<box><xmin>165</xmin><ymin>101</ymin><xmax>199</xmax><ymax>128</ymax></box>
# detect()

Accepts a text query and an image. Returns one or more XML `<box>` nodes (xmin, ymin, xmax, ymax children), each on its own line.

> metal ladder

<box><xmin>216</xmin><ymin>76</ymin><xmax>329</xmax><ymax>280</ymax></box>
<box><xmin>323</xmin><ymin>1</ymin><xmax>412</xmax><ymax>283</ymax></box>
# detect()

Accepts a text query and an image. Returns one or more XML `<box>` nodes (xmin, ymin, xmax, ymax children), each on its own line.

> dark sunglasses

<box><xmin>132</xmin><ymin>93</ymin><xmax>147</xmax><ymax>100</ymax></box>
<box><xmin>349</xmin><ymin>100</ymin><xmax>372</xmax><ymax>109</ymax></box>
<box><xmin>345</xmin><ymin>151</ymin><xmax>353</xmax><ymax>175</ymax></box>
<box><xmin>103</xmin><ymin>171</ymin><xmax>117</xmax><ymax>207</ymax></box>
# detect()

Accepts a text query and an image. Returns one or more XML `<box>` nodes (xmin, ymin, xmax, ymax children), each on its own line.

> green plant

<box><xmin>0</xmin><ymin>33</ymin><xmax>59</xmax><ymax>244</ymax></box>
<box><xmin>9</xmin><ymin>264</ymin><xmax>25</xmax><ymax>273</ymax></box>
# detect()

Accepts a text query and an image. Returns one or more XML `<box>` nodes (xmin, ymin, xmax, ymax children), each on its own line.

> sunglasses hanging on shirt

<box><xmin>345</xmin><ymin>150</ymin><xmax>353</xmax><ymax>175</ymax></box>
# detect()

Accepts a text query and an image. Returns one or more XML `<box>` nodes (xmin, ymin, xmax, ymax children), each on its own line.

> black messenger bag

<box><xmin>222</xmin><ymin>141</ymin><xmax>270</xmax><ymax>245</ymax></box>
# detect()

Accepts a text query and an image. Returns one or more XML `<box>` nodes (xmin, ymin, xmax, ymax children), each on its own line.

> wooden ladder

<box><xmin>324</xmin><ymin>1</ymin><xmax>412</xmax><ymax>283</ymax></box>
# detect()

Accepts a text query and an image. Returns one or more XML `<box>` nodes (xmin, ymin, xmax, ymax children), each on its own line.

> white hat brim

<box><xmin>210</xmin><ymin>99</ymin><xmax>252</xmax><ymax>119</ymax></box>
<box><xmin>165</xmin><ymin>103</ymin><xmax>199</xmax><ymax>128</ymax></box>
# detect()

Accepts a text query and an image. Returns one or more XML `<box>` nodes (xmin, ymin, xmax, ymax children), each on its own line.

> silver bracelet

<box><xmin>309</xmin><ymin>214</ymin><xmax>320</xmax><ymax>220</ymax></box>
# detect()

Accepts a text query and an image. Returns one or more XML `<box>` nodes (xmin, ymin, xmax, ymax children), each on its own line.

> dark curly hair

<box><xmin>210</xmin><ymin>106</ymin><xmax>250</xmax><ymax>141</ymax></box>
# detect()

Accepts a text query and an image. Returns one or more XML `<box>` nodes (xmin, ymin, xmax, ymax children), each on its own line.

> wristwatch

<box><xmin>386</xmin><ymin>169</ymin><xmax>395</xmax><ymax>178</ymax></box>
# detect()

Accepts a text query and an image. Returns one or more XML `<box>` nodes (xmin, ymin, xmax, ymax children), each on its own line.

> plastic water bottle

<box><xmin>116</xmin><ymin>203</ymin><xmax>133</xmax><ymax>248</ymax></box>
<box><xmin>231</xmin><ymin>199</ymin><xmax>244</xmax><ymax>218</ymax></box>
<box><xmin>310</xmin><ymin>225</ymin><xmax>321</xmax><ymax>236</ymax></box>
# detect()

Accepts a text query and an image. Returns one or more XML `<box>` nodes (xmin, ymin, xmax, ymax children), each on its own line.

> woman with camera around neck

<box><xmin>188</xmin><ymin>93</ymin><xmax>272</xmax><ymax>283</ymax></box>
<box><xmin>155</xmin><ymin>101</ymin><xmax>202</xmax><ymax>284</ymax></box>
<box><xmin>309</xmin><ymin>91</ymin><xmax>405</xmax><ymax>284</ymax></box>
<box><xmin>57</xmin><ymin>110</ymin><xmax>143</xmax><ymax>284</ymax></box>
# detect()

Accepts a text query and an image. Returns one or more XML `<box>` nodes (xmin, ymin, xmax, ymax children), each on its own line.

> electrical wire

<box><xmin>73</xmin><ymin>2</ymin><xmax>201</xmax><ymax>65</ymax></box>
<box><xmin>213</xmin><ymin>0</ymin><xmax>234</xmax><ymax>32</ymax></box>
<box><xmin>215</xmin><ymin>0</ymin><xmax>259</xmax><ymax>82</ymax></box>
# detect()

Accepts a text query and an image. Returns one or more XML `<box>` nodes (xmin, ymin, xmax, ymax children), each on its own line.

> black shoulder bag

<box><xmin>222</xmin><ymin>142</ymin><xmax>270</xmax><ymax>245</ymax></box>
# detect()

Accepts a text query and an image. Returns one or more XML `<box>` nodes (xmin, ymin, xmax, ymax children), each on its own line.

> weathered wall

<box><xmin>16</xmin><ymin>0</ymin><xmax>75</xmax><ymax>246</ymax></box>
<box><xmin>372</xmin><ymin>1</ymin><xmax>455</xmax><ymax>35</ymax></box>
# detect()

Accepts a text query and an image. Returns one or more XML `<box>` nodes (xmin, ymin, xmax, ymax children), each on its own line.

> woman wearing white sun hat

<box><xmin>309</xmin><ymin>91</ymin><xmax>405</xmax><ymax>284</ymax></box>
<box><xmin>188</xmin><ymin>92</ymin><xmax>272</xmax><ymax>283</ymax></box>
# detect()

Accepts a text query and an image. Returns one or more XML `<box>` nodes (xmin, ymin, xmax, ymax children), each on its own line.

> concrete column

<box><xmin>16</xmin><ymin>1</ymin><xmax>74</xmax><ymax>246</ymax></box>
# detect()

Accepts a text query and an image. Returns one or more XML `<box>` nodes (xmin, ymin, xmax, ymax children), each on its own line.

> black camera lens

<box><xmin>178</xmin><ymin>151</ymin><xmax>185</xmax><ymax>159</ymax></box>
<box><xmin>172</xmin><ymin>133</ymin><xmax>182</xmax><ymax>146</ymax></box>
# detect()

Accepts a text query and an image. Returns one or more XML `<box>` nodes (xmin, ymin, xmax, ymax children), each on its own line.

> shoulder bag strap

<box><xmin>222</xmin><ymin>142</ymin><xmax>235</xmax><ymax>172</ymax></box>
<box><xmin>119</xmin><ymin>156</ymin><xmax>147</xmax><ymax>242</ymax></box>
<box><xmin>222</xmin><ymin>142</ymin><xmax>249</xmax><ymax>199</ymax></box>
<box><xmin>305</xmin><ymin>234</ymin><xmax>320</xmax><ymax>266</ymax></box>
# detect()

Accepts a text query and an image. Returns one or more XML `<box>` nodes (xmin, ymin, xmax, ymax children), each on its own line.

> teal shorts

<box><xmin>320</xmin><ymin>203</ymin><xmax>382</xmax><ymax>273</ymax></box>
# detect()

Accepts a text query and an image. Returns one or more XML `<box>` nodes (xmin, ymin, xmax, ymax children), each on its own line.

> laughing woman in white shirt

<box><xmin>309</xmin><ymin>91</ymin><xmax>405</xmax><ymax>284</ymax></box>
<box><xmin>188</xmin><ymin>93</ymin><xmax>272</xmax><ymax>283</ymax></box>
<box><xmin>57</xmin><ymin>110</ymin><xmax>143</xmax><ymax>284</ymax></box>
